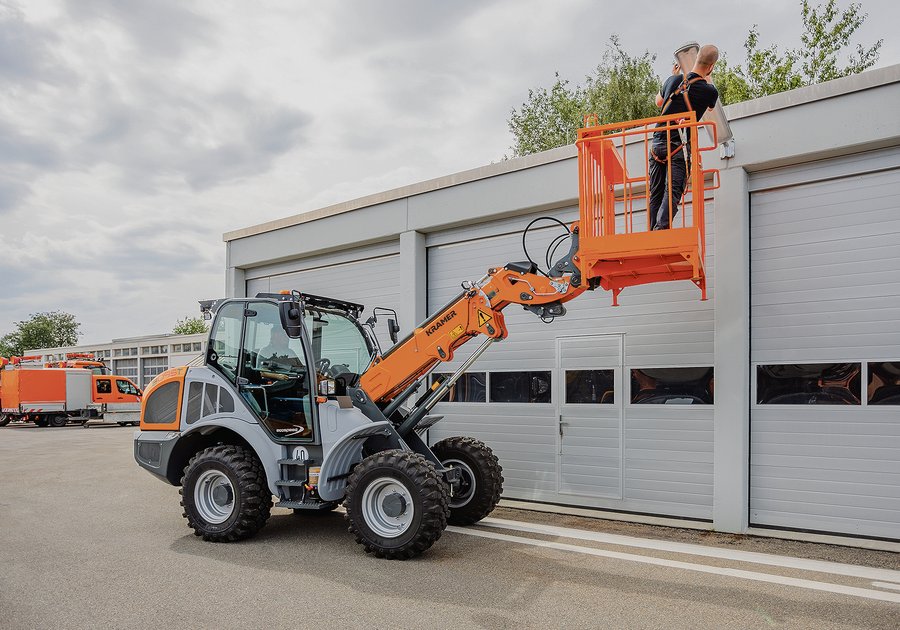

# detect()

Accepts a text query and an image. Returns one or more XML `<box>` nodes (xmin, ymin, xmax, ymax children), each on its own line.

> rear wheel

<box><xmin>432</xmin><ymin>437</ymin><xmax>503</xmax><ymax>526</ymax></box>
<box><xmin>180</xmin><ymin>444</ymin><xmax>272</xmax><ymax>542</ymax></box>
<box><xmin>49</xmin><ymin>415</ymin><xmax>68</xmax><ymax>428</ymax></box>
<box><xmin>0</xmin><ymin>415</ymin><xmax>10</xmax><ymax>427</ymax></box>
<box><xmin>344</xmin><ymin>450</ymin><xmax>449</xmax><ymax>559</ymax></box>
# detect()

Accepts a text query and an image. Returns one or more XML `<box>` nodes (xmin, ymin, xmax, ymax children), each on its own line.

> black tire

<box><xmin>0</xmin><ymin>415</ymin><xmax>11</xmax><ymax>427</ymax></box>
<box><xmin>179</xmin><ymin>444</ymin><xmax>272</xmax><ymax>542</ymax></box>
<box><xmin>49</xmin><ymin>415</ymin><xmax>68</xmax><ymax>428</ymax></box>
<box><xmin>344</xmin><ymin>449</ymin><xmax>450</xmax><ymax>559</ymax></box>
<box><xmin>432</xmin><ymin>436</ymin><xmax>503</xmax><ymax>526</ymax></box>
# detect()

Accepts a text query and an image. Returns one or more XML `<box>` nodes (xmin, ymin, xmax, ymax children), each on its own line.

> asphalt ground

<box><xmin>1</xmin><ymin>423</ymin><xmax>898</xmax><ymax>630</ymax></box>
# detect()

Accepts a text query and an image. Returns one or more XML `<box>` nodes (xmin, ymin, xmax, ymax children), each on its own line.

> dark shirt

<box><xmin>653</xmin><ymin>72</ymin><xmax>719</xmax><ymax>149</ymax></box>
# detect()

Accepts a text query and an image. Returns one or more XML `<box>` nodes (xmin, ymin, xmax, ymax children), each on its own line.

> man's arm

<box><xmin>655</xmin><ymin>92</ymin><xmax>664</xmax><ymax>107</ymax></box>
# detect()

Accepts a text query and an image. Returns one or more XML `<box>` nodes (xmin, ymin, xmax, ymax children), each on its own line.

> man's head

<box><xmin>693</xmin><ymin>44</ymin><xmax>719</xmax><ymax>76</ymax></box>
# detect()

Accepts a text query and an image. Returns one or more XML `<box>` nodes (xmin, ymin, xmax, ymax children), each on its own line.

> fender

<box><xmin>317</xmin><ymin>421</ymin><xmax>404</xmax><ymax>501</ymax></box>
<box><xmin>180</xmin><ymin>416</ymin><xmax>285</xmax><ymax>496</ymax></box>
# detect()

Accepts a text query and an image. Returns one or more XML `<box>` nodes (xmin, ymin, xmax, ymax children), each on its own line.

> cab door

<box><xmin>93</xmin><ymin>377</ymin><xmax>115</xmax><ymax>403</ymax></box>
<box><xmin>114</xmin><ymin>378</ymin><xmax>142</xmax><ymax>403</ymax></box>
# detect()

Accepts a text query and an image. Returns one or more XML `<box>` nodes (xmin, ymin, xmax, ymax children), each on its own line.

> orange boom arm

<box><xmin>360</xmin><ymin>258</ymin><xmax>586</xmax><ymax>404</ymax></box>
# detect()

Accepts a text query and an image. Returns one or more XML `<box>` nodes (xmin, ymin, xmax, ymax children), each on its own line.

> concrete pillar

<box><xmin>399</xmin><ymin>230</ymin><xmax>427</xmax><ymax>333</ymax></box>
<box><xmin>713</xmin><ymin>166</ymin><xmax>751</xmax><ymax>533</ymax></box>
<box><xmin>225</xmin><ymin>266</ymin><xmax>246</xmax><ymax>298</ymax></box>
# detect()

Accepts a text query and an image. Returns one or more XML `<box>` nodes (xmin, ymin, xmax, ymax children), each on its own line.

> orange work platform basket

<box><xmin>575</xmin><ymin>112</ymin><xmax>718</xmax><ymax>305</ymax></box>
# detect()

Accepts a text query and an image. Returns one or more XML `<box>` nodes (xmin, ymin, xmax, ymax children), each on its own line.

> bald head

<box><xmin>694</xmin><ymin>44</ymin><xmax>719</xmax><ymax>75</ymax></box>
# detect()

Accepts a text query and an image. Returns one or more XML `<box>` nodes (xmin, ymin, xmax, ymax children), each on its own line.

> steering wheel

<box><xmin>315</xmin><ymin>358</ymin><xmax>331</xmax><ymax>373</ymax></box>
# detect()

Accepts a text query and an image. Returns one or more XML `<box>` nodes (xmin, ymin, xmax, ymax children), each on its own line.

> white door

<box><xmin>557</xmin><ymin>335</ymin><xmax>624</xmax><ymax>499</ymax></box>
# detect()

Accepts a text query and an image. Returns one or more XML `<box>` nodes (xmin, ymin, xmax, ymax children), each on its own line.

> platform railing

<box><xmin>575</xmin><ymin>112</ymin><xmax>719</xmax><ymax>302</ymax></box>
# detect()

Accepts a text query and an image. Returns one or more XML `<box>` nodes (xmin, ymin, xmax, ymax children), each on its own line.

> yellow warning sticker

<box><xmin>477</xmin><ymin>310</ymin><xmax>492</xmax><ymax>328</ymax></box>
<box><xmin>448</xmin><ymin>325</ymin><xmax>465</xmax><ymax>340</ymax></box>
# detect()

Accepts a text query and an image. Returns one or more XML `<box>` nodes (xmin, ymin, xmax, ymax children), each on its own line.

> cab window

<box><xmin>305</xmin><ymin>308</ymin><xmax>374</xmax><ymax>382</ymax></box>
<box><xmin>241</xmin><ymin>302</ymin><xmax>313</xmax><ymax>441</ymax></box>
<box><xmin>208</xmin><ymin>301</ymin><xmax>244</xmax><ymax>383</ymax></box>
<box><xmin>116</xmin><ymin>379</ymin><xmax>140</xmax><ymax>395</ymax></box>
<box><xmin>96</xmin><ymin>379</ymin><xmax>112</xmax><ymax>394</ymax></box>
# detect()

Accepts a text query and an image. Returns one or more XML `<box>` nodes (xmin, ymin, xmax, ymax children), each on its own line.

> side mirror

<box><xmin>279</xmin><ymin>301</ymin><xmax>304</xmax><ymax>338</ymax></box>
<box><xmin>387</xmin><ymin>318</ymin><xmax>400</xmax><ymax>344</ymax></box>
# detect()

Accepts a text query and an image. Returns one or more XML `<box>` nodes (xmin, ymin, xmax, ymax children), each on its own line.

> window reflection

<box><xmin>756</xmin><ymin>363</ymin><xmax>861</xmax><ymax>405</ymax></box>
<box><xmin>490</xmin><ymin>371</ymin><xmax>551</xmax><ymax>403</ymax></box>
<box><xmin>867</xmin><ymin>362</ymin><xmax>900</xmax><ymax>405</ymax></box>
<box><xmin>566</xmin><ymin>370</ymin><xmax>614</xmax><ymax>404</ymax></box>
<box><xmin>631</xmin><ymin>367</ymin><xmax>713</xmax><ymax>404</ymax></box>
<box><xmin>432</xmin><ymin>372</ymin><xmax>487</xmax><ymax>403</ymax></box>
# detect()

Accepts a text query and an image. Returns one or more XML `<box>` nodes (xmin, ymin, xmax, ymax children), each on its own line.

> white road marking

<box><xmin>448</xmin><ymin>527</ymin><xmax>900</xmax><ymax>604</ymax></box>
<box><xmin>478</xmin><ymin>517</ymin><xmax>900</xmax><ymax>583</ymax></box>
<box><xmin>872</xmin><ymin>581</ymin><xmax>900</xmax><ymax>592</ymax></box>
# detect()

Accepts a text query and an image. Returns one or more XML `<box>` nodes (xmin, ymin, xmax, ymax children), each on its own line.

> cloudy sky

<box><xmin>1</xmin><ymin>0</ymin><xmax>897</xmax><ymax>346</ymax></box>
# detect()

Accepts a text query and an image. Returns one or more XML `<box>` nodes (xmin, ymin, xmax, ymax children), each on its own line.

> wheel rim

<box><xmin>443</xmin><ymin>458</ymin><xmax>477</xmax><ymax>509</ymax></box>
<box><xmin>360</xmin><ymin>477</ymin><xmax>415</xmax><ymax>538</ymax></box>
<box><xmin>194</xmin><ymin>470</ymin><xmax>235</xmax><ymax>524</ymax></box>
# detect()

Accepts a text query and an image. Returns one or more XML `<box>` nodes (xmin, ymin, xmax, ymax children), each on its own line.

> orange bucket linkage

<box><xmin>575</xmin><ymin>112</ymin><xmax>719</xmax><ymax>305</ymax></box>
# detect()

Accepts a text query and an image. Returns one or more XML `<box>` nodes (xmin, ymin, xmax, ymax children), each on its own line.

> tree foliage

<box><xmin>0</xmin><ymin>311</ymin><xmax>81</xmax><ymax>356</ymax></box>
<box><xmin>714</xmin><ymin>0</ymin><xmax>882</xmax><ymax>104</ymax></box>
<box><xmin>173</xmin><ymin>316</ymin><xmax>209</xmax><ymax>335</ymax></box>
<box><xmin>507</xmin><ymin>36</ymin><xmax>659</xmax><ymax>157</ymax></box>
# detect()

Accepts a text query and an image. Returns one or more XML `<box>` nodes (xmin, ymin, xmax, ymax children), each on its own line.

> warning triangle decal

<box><xmin>477</xmin><ymin>310</ymin><xmax>492</xmax><ymax>327</ymax></box>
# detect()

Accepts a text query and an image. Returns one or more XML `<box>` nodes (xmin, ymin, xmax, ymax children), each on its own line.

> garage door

<box><xmin>245</xmin><ymin>246</ymin><xmax>402</xmax><ymax>352</ymax></box>
<box><xmin>750</xmin><ymin>148</ymin><xmax>900</xmax><ymax>540</ymax></box>
<box><xmin>426</xmin><ymin>206</ymin><xmax>716</xmax><ymax>519</ymax></box>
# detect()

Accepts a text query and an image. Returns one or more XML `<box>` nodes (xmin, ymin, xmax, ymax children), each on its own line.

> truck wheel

<box><xmin>344</xmin><ymin>449</ymin><xmax>449</xmax><ymax>559</ymax></box>
<box><xmin>49</xmin><ymin>415</ymin><xmax>68</xmax><ymax>428</ymax></box>
<box><xmin>432</xmin><ymin>436</ymin><xmax>504</xmax><ymax>526</ymax></box>
<box><xmin>0</xmin><ymin>415</ymin><xmax>10</xmax><ymax>427</ymax></box>
<box><xmin>180</xmin><ymin>444</ymin><xmax>272</xmax><ymax>542</ymax></box>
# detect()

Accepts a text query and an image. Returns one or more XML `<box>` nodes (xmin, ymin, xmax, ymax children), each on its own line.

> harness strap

<box><xmin>654</xmin><ymin>75</ymin><xmax>705</xmax><ymax>163</ymax></box>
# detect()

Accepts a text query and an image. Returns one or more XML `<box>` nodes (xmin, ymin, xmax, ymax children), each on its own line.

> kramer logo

<box><xmin>425</xmin><ymin>310</ymin><xmax>457</xmax><ymax>336</ymax></box>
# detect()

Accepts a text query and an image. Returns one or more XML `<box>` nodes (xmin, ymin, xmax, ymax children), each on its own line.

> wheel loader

<box><xmin>134</xmin><ymin>113</ymin><xmax>717</xmax><ymax>558</ymax></box>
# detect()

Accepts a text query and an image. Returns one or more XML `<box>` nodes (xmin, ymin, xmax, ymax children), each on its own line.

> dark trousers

<box><xmin>648</xmin><ymin>145</ymin><xmax>687</xmax><ymax>230</ymax></box>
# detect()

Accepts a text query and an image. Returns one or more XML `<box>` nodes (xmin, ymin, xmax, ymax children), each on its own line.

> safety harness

<box><xmin>651</xmin><ymin>73</ymin><xmax>706</xmax><ymax>164</ymax></box>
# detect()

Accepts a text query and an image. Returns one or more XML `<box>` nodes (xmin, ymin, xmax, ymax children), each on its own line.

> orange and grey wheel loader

<box><xmin>134</xmin><ymin>114</ymin><xmax>718</xmax><ymax>558</ymax></box>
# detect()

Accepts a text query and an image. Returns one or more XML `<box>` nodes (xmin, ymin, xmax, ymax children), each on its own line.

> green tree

<box><xmin>714</xmin><ymin>0</ymin><xmax>882</xmax><ymax>104</ymax></box>
<box><xmin>0</xmin><ymin>311</ymin><xmax>81</xmax><ymax>356</ymax></box>
<box><xmin>173</xmin><ymin>316</ymin><xmax>208</xmax><ymax>335</ymax></box>
<box><xmin>507</xmin><ymin>36</ymin><xmax>659</xmax><ymax>157</ymax></box>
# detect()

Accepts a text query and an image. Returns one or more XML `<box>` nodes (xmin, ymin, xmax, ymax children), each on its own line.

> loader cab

<box><xmin>205</xmin><ymin>295</ymin><xmax>375</xmax><ymax>443</ymax></box>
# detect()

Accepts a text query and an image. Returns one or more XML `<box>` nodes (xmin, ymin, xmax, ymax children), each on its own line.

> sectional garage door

<box><xmin>426</xmin><ymin>206</ymin><xmax>717</xmax><ymax>520</ymax></box>
<box><xmin>750</xmin><ymin>147</ymin><xmax>900</xmax><ymax>540</ymax></box>
<box><xmin>245</xmin><ymin>244</ymin><xmax>402</xmax><ymax>351</ymax></box>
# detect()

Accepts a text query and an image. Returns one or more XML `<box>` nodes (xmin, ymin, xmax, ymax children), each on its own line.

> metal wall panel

<box><xmin>427</xmin><ymin>205</ymin><xmax>716</xmax><ymax>519</ymax></box>
<box><xmin>750</xmin><ymin>153</ymin><xmax>900</xmax><ymax>540</ymax></box>
<box><xmin>246</xmin><ymin>252</ymin><xmax>402</xmax><ymax>352</ymax></box>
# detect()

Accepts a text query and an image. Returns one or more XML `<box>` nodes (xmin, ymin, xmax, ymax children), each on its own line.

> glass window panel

<box><xmin>185</xmin><ymin>382</ymin><xmax>203</xmax><ymax>424</ymax></box>
<box><xmin>489</xmin><ymin>371</ymin><xmax>551</xmax><ymax>403</ymax></box>
<box><xmin>631</xmin><ymin>367</ymin><xmax>714</xmax><ymax>404</ymax></box>
<box><xmin>756</xmin><ymin>363</ymin><xmax>860</xmax><ymax>405</ymax></box>
<box><xmin>867</xmin><ymin>362</ymin><xmax>900</xmax><ymax>405</ymax></box>
<box><xmin>431</xmin><ymin>373</ymin><xmax>487</xmax><ymax>403</ymax></box>
<box><xmin>143</xmin><ymin>382</ymin><xmax>180</xmax><ymax>424</ymax></box>
<box><xmin>566</xmin><ymin>370</ymin><xmax>614</xmax><ymax>404</ymax></box>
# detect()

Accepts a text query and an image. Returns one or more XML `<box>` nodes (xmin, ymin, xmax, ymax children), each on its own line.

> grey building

<box><xmin>33</xmin><ymin>333</ymin><xmax>206</xmax><ymax>389</ymax></box>
<box><xmin>222</xmin><ymin>66</ymin><xmax>900</xmax><ymax>542</ymax></box>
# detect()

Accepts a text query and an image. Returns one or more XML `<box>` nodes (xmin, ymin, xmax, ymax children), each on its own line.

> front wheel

<box><xmin>432</xmin><ymin>437</ymin><xmax>503</xmax><ymax>526</ymax></box>
<box><xmin>0</xmin><ymin>415</ymin><xmax>11</xmax><ymax>427</ymax></box>
<box><xmin>344</xmin><ymin>450</ymin><xmax>449</xmax><ymax>559</ymax></box>
<box><xmin>180</xmin><ymin>444</ymin><xmax>272</xmax><ymax>542</ymax></box>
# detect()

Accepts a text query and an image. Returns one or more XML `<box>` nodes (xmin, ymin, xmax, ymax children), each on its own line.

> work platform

<box><xmin>575</xmin><ymin>112</ymin><xmax>718</xmax><ymax>304</ymax></box>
